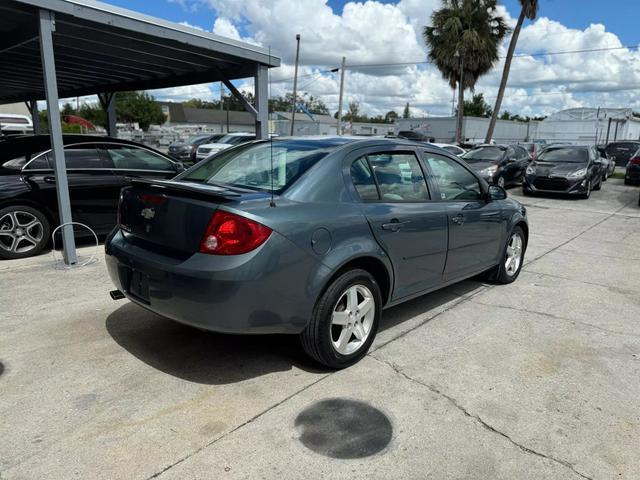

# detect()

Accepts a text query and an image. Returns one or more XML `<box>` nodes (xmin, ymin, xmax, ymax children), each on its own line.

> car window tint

<box><xmin>443</xmin><ymin>146</ymin><xmax>459</xmax><ymax>155</ymax></box>
<box><xmin>424</xmin><ymin>153</ymin><xmax>482</xmax><ymax>201</ymax></box>
<box><xmin>351</xmin><ymin>157</ymin><xmax>379</xmax><ymax>201</ymax></box>
<box><xmin>28</xmin><ymin>153</ymin><xmax>51</xmax><ymax>169</ymax></box>
<box><xmin>367</xmin><ymin>152</ymin><xmax>429</xmax><ymax>202</ymax></box>
<box><xmin>63</xmin><ymin>145</ymin><xmax>105</xmax><ymax>169</ymax></box>
<box><xmin>106</xmin><ymin>145</ymin><xmax>174</xmax><ymax>171</ymax></box>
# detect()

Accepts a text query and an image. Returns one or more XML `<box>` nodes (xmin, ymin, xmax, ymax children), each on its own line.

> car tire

<box><xmin>300</xmin><ymin>269</ymin><xmax>382</xmax><ymax>369</ymax></box>
<box><xmin>0</xmin><ymin>205</ymin><xmax>50</xmax><ymax>260</ymax></box>
<box><xmin>490</xmin><ymin>226</ymin><xmax>526</xmax><ymax>285</ymax></box>
<box><xmin>581</xmin><ymin>180</ymin><xmax>592</xmax><ymax>199</ymax></box>
<box><xmin>594</xmin><ymin>176</ymin><xmax>602</xmax><ymax>191</ymax></box>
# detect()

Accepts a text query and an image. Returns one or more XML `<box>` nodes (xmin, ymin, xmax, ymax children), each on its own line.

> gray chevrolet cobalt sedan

<box><xmin>106</xmin><ymin>137</ymin><xmax>528</xmax><ymax>368</ymax></box>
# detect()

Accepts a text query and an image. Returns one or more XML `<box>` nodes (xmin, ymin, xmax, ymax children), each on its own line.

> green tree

<box><xmin>485</xmin><ymin>0</ymin><xmax>539</xmax><ymax>143</ymax></box>
<box><xmin>402</xmin><ymin>102</ymin><xmax>411</xmax><ymax>119</ymax></box>
<box><xmin>268</xmin><ymin>92</ymin><xmax>330</xmax><ymax>115</ymax></box>
<box><xmin>500</xmin><ymin>110</ymin><xmax>512</xmax><ymax>120</ymax></box>
<box><xmin>458</xmin><ymin>93</ymin><xmax>492</xmax><ymax>117</ymax></box>
<box><xmin>384</xmin><ymin>110</ymin><xmax>399</xmax><ymax>123</ymax></box>
<box><xmin>424</xmin><ymin>0</ymin><xmax>508</xmax><ymax>143</ymax></box>
<box><xmin>115</xmin><ymin>91</ymin><xmax>165</xmax><ymax>130</ymax></box>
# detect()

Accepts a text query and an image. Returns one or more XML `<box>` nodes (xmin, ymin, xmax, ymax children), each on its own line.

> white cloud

<box><xmin>162</xmin><ymin>0</ymin><xmax>640</xmax><ymax>118</ymax></box>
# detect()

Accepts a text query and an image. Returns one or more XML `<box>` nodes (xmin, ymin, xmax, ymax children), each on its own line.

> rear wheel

<box><xmin>0</xmin><ymin>206</ymin><xmax>50</xmax><ymax>259</ymax></box>
<box><xmin>301</xmin><ymin>269</ymin><xmax>381</xmax><ymax>369</ymax></box>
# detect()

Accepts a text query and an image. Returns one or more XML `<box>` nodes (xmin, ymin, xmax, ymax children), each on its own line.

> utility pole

<box><xmin>336</xmin><ymin>56</ymin><xmax>346</xmax><ymax>136</ymax></box>
<box><xmin>455</xmin><ymin>51</ymin><xmax>465</xmax><ymax>145</ymax></box>
<box><xmin>289</xmin><ymin>33</ymin><xmax>301</xmax><ymax>136</ymax></box>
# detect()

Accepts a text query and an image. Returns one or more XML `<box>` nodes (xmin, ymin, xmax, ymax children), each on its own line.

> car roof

<box><xmin>0</xmin><ymin>134</ymin><xmax>165</xmax><ymax>163</ymax></box>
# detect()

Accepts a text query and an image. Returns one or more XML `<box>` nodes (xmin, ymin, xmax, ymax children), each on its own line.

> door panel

<box><xmin>349</xmin><ymin>152</ymin><xmax>448</xmax><ymax>300</ymax></box>
<box><xmin>21</xmin><ymin>144</ymin><xmax>124</xmax><ymax>234</ymax></box>
<box><xmin>423</xmin><ymin>152</ymin><xmax>505</xmax><ymax>281</ymax></box>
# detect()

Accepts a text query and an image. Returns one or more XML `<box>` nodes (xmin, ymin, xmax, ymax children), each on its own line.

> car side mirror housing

<box><xmin>488</xmin><ymin>184</ymin><xmax>507</xmax><ymax>201</ymax></box>
<box><xmin>174</xmin><ymin>161</ymin><xmax>186</xmax><ymax>172</ymax></box>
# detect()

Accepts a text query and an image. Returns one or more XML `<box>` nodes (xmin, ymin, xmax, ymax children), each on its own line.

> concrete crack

<box><xmin>369</xmin><ymin>354</ymin><xmax>594</xmax><ymax>480</ymax></box>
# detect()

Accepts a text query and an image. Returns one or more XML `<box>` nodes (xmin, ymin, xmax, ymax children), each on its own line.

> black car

<box><xmin>0</xmin><ymin>135</ymin><xmax>183</xmax><ymax>259</ymax></box>
<box><xmin>624</xmin><ymin>147</ymin><xmax>640</xmax><ymax>185</ymax></box>
<box><xmin>461</xmin><ymin>144</ymin><xmax>531</xmax><ymax>188</ymax></box>
<box><xmin>604</xmin><ymin>141</ymin><xmax>640</xmax><ymax>168</ymax></box>
<box><xmin>167</xmin><ymin>134</ymin><xmax>224</xmax><ymax>164</ymax></box>
<box><xmin>397</xmin><ymin>130</ymin><xmax>430</xmax><ymax>142</ymax></box>
<box><xmin>523</xmin><ymin>145</ymin><xmax>604</xmax><ymax>198</ymax></box>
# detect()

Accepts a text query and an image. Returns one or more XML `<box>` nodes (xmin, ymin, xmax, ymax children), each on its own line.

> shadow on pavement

<box><xmin>106</xmin><ymin>302</ymin><xmax>328</xmax><ymax>385</ymax></box>
<box><xmin>106</xmin><ymin>280</ymin><xmax>484</xmax><ymax>384</ymax></box>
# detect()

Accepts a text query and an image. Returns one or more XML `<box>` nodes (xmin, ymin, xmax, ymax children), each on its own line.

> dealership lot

<box><xmin>1</xmin><ymin>179</ymin><xmax>639</xmax><ymax>480</ymax></box>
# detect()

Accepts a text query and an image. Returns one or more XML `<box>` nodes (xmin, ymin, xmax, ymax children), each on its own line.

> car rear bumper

<box><xmin>105</xmin><ymin>229</ymin><xmax>325</xmax><ymax>335</ymax></box>
<box><xmin>523</xmin><ymin>176</ymin><xmax>589</xmax><ymax>195</ymax></box>
<box><xmin>625</xmin><ymin>166</ymin><xmax>640</xmax><ymax>182</ymax></box>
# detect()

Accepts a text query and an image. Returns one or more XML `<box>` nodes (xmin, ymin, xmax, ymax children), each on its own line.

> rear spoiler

<box><xmin>127</xmin><ymin>177</ymin><xmax>241</xmax><ymax>199</ymax></box>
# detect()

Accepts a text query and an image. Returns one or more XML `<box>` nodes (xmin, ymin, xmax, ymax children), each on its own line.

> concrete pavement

<box><xmin>1</xmin><ymin>179</ymin><xmax>638</xmax><ymax>480</ymax></box>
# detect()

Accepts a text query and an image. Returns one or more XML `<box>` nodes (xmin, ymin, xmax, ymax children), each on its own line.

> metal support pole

<box><xmin>336</xmin><ymin>56</ymin><xmax>346</xmax><ymax>136</ymax></box>
<box><xmin>289</xmin><ymin>33</ymin><xmax>301</xmax><ymax>136</ymax></box>
<box><xmin>38</xmin><ymin>9</ymin><xmax>77</xmax><ymax>265</ymax></box>
<box><xmin>254</xmin><ymin>64</ymin><xmax>269</xmax><ymax>139</ymax></box>
<box><xmin>26</xmin><ymin>100</ymin><xmax>41</xmax><ymax>134</ymax></box>
<box><xmin>98</xmin><ymin>92</ymin><xmax>117</xmax><ymax>137</ymax></box>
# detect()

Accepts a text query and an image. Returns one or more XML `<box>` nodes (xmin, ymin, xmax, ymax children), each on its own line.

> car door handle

<box><xmin>43</xmin><ymin>176</ymin><xmax>56</xmax><ymax>184</ymax></box>
<box><xmin>381</xmin><ymin>219</ymin><xmax>410</xmax><ymax>232</ymax></box>
<box><xmin>450</xmin><ymin>214</ymin><xmax>464</xmax><ymax>225</ymax></box>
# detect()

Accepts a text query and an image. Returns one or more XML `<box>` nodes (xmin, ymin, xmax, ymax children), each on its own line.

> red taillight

<box><xmin>139</xmin><ymin>193</ymin><xmax>166</xmax><ymax>205</ymax></box>
<box><xmin>199</xmin><ymin>210</ymin><xmax>272</xmax><ymax>255</ymax></box>
<box><xmin>630</xmin><ymin>157</ymin><xmax>640</xmax><ymax>165</ymax></box>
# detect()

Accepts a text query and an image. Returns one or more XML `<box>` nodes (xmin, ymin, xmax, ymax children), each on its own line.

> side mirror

<box><xmin>174</xmin><ymin>161</ymin><xmax>186</xmax><ymax>172</ymax></box>
<box><xmin>488</xmin><ymin>184</ymin><xmax>507</xmax><ymax>201</ymax></box>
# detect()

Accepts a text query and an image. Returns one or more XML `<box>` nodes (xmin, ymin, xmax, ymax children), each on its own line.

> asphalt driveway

<box><xmin>1</xmin><ymin>179</ymin><xmax>639</xmax><ymax>480</ymax></box>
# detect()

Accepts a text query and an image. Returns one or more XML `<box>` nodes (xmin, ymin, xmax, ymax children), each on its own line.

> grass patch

<box><xmin>611</xmin><ymin>171</ymin><xmax>625</xmax><ymax>179</ymax></box>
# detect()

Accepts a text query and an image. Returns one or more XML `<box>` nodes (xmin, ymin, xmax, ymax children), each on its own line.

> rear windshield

<box><xmin>538</xmin><ymin>147</ymin><xmax>588</xmax><ymax>163</ymax></box>
<box><xmin>462</xmin><ymin>147</ymin><xmax>505</xmax><ymax>162</ymax></box>
<box><xmin>218</xmin><ymin>134</ymin><xmax>255</xmax><ymax>145</ymax></box>
<box><xmin>179</xmin><ymin>140</ymin><xmax>332</xmax><ymax>193</ymax></box>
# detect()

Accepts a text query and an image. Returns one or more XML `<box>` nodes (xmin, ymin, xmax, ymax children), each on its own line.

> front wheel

<box><xmin>490</xmin><ymin>226</ymin><xmax>526</xmax><ymax>284</ymax></box>
<box><xmin>301</xmin><ymin>269</ymin><xmax>381</xmax><ymax>369</ymax></box>
<box><xmin>0</xmin><ymin>206</ymin><xmax>50</xmax><ymax>259</ymax></box>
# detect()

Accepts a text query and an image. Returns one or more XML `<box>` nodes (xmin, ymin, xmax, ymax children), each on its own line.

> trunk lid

<box><xmin>118</xmin><ymin>178</ymin><xmax>253</xmax><ymax>255</ymax></box>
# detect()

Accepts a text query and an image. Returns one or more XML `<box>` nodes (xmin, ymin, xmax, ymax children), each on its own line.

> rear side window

<box><xmin>351</xmin><ymin>157</ymin><xmax>379</xmax><ymax>201</ymax></box>
<box><xmin>424</xmin><ymin>153</ymin><xmax>482</xmax><ymax>201</ymax></box>
<box><xmin>351</xmin><ymin>152</ymin><xmax>429</xmax><ymax>202</ymax></box>
<box><xmin>106</xmin><ymin>145</ymin><xmax>174</xmax><ymax>171</ymax></box>
<box><xmin>63</xmin><ymin>145</ymin><xmax>106</xmax><ymax>169</ymax></box>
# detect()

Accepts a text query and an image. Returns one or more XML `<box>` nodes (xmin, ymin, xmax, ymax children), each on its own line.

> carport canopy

<box><xmin>0</xmin><ymin>0</ymin><xmax>280</xmax><ymax>265</ymax></box>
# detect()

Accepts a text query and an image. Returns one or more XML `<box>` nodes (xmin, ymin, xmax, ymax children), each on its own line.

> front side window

<box><xmin>424</xmin><ymin>153</ymin><xmax>482</xmax><ymax>201</ymax></box>
<box><xmin>106</xmin><ymin>145</ymin><xmax>174</xmax><ymax>171</ymax></box>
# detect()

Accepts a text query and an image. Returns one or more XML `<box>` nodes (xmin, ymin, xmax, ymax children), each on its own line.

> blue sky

<box><xmin>98</xmin><ymin>0</ymin><xmax>640</xmax><ymax>117</ymax></box>
<box><xmin>105</xmin><ymin>0</ymin><xmax>639</xmax><ymax>46</ymax></box>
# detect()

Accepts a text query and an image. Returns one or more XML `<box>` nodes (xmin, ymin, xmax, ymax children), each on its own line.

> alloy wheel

<box><xmin>504</xmin><ymin>232</ymin><xmax>523</xmax><ymax>277</ymax></box>
<box><xmin>497</xmin><ymin>176</ymin><xmax>505</xmax><ymax>188</ymax></box>
<box><xmin>330</xmin><ymin>284</ymin><xmax>375</xmax><ymax>355</ymax></box>
<box><xmin>0</xmin><ymin>211</ymin><xmax>44</xmax><ymax>254</ymax></box>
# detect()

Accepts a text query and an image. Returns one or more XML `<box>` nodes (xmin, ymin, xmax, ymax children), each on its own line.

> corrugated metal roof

<box><xmin>0</xmin><ymin>0</ymin><xmax>280</xmax><ymax>104</ymax></box>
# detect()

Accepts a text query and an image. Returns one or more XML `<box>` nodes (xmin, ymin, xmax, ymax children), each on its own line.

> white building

<box><xmin>537</xmin><ymin>108</ymin><xmax>640</xmax><ymax>145</ymax></box>
<box><xmin>394</xmin><ymin>116</ymin><xmax>538</xmax><ymax>144</ymax></box>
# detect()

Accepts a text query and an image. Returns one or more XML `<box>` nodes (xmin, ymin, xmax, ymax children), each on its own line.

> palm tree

<box><xmin>485</xmin><ymin>0</ymin><xmax>539</xmax><ymax>143</ymax></box>
<box><xmin>424</xmin><ymin>0</ymin><xmax>508</xmax><ymax>144</ymax></box>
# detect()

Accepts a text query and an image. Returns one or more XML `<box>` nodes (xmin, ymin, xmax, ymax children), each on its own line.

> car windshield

<box><xmin>186</xmin><ymin>135</ymin><xmax>210</xmax><ymax>144</ymax></box>
<box><xmin>179</xmin><ymin>140</ymin><xmax>333</xmax><ymax>193</ymax></box>
<box><xmin>218</xmin><ymin>134</ymin><xmax>253</xmax><ymax>145</ymax></box>
<box><xmin>537</xmin><ymin>147</ymin><xmax>588</xmax><ymax>163</ymax></box>
<box><xmin>462</xmin><ymin>147</ymin><xmax>505</xmax><ymax>163</ymax></box>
